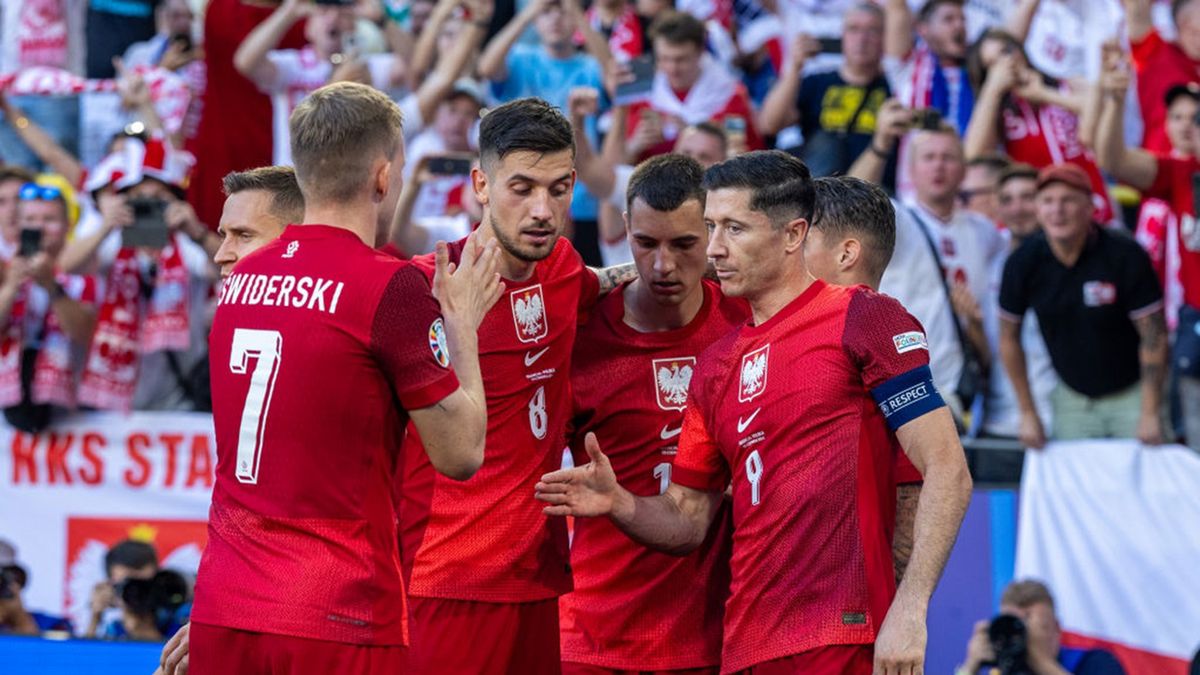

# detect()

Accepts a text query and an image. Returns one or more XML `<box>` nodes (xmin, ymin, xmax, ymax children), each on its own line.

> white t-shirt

<box><xmin>881</xmin><ymin>201</ymin><xmax>1005</xmax><ymax>416</ymax></box>
<box><xmin>258</xmin><ymin>48</ymin><xmax>410</xmax><ymax>166</ymax></box>
<box><xmin>981</xmin><ymin>237</ymin><xmax>1057</xmax><ymax>437</ymax></box>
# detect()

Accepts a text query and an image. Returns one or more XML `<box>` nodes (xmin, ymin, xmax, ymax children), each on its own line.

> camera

<box><xmin>987</xmin><ymin>614</ymin><xmax>1036</xmax><ymax>675</ymax></box>
<box><xmin>911</xmin><ymin>108</ymin><xmax>944</xmax><ymax>131</ymax></box>
<box><xmin>115</xmin><ymin>570</ymin><xmax>189</xmax><ymax>636</ymax></box>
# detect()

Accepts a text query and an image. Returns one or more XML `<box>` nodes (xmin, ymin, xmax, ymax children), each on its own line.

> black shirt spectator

<box><xmin>794</xmin><ymin>70</ymin><xmax>895</xmax><ymax>181</ymax></box>
<box><xmin>999</xmin><ymin>226</ymin><xmax>1163</xmax><ymax>399</ymax></box>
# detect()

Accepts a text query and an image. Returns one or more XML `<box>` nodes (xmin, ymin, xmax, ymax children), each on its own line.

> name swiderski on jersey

<box><xmin>218</xmin><ymin>272</ymin><xmax>347</xmax><ymax>315</ymax></box>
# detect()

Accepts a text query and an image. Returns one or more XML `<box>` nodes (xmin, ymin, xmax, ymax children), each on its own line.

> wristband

<box><xmin>869</xmin><ymin>143</ymin><xmax>892</xmax><ymax>158</ymax></box>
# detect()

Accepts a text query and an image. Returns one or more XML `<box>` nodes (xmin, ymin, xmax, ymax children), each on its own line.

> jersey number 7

<box><xmin>229</xmin><ymin>329</ymin><xmax>283</xmax><ymax>485</ymax></box>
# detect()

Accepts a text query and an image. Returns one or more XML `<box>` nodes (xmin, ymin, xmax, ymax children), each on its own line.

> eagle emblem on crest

<box><xmin>652</xmin><ymin>357</ymin><xmax>696</xmax><ymax>411</ymax></box>
<box><xmin>510</xmin><ymin>284</ymin><xmax>549</xmax><ymax>343</ymax></box>
<box><xmin>738</xmin><ymin>345</ymin><xmax>770</xmax><ymax>403</ymax></box>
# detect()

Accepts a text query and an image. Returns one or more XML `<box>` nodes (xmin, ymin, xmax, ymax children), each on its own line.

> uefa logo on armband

<box><xmin>429</xmin><ymin>318</ymin><xmax>450</xmax><ymax>368</ymax></box>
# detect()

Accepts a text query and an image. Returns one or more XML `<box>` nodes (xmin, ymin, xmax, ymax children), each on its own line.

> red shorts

<box><xmin>733</xmin><ymin>645</ymin><xmax>873</xmax><ymax>675</ymax></box>
<box><xmin>562</xmin><ymin>663</ymin><xmax>718</xmax><ymax>675</ymax></box>
<box><xmin>188</xmin><ymin>621</ymin><xmax>406</xmax><ymax>675</ymax></box>
<box><xmin>407</xmin><ymin>596</ymin><xmax>560</xmax><ymax>675</ymax></box>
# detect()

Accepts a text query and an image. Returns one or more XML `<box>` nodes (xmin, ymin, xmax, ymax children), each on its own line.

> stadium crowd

<box><xmin>0</xmin><ymin>0</ymin><xmax>1197</xmax><ymax>673</ymax></box>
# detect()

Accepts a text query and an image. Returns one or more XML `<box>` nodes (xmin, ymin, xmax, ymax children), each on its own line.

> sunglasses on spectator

<box><xmin>18</xmin><ymin>183</ymin><xmax>63</xmax><ymax>202</ymax></box>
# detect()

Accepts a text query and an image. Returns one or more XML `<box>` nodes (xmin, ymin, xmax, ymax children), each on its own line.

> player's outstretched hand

<box><xmin>536</xmin><ymin>432</ymin><xmax>624</xmax><ymax>518</ymax></box>
<box><xmin>873</xmin><ymin>597</ymin><xmax>926</xmax><ymax>675</ymax></box>
<box><xmin>432</xmin><ymin>231</ymin><xmax>504</xmax><ymax>331</ymax></box>
<box><xmin>158</xmin><ymin>621</ymin><xmax>189</xmax><ymax>675</ymax></box>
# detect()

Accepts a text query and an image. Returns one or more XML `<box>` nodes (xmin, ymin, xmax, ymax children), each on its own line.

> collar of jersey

<box><xmin>604</xmin><ymin>278</ymin><xmax>715</xmax><ymax>345</ymax></box>
<box><xmin>280</xmin><ymin>224</ymin><xmax>364</xmax><ymax>242</ymax></box>
<box><xmin>741</xmin><ymin>278</ymin><xmax>826</xmax><ymax>337</ymax></box>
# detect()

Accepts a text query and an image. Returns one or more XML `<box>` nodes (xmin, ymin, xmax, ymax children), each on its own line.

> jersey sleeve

<box><xmin>844</xmin><ymin>290</ymin><xmax>946</xmax><ymax>432</ymax></box>
<box><xmin>672</xmin><ymin>381</ymin><xmax>729</xmax><ymax>493</ymax></box>
<box><xmin>998</xmin><ymin>245</ymin><xmax>1032</xmax><ymax>322</ymax></box>
<box><xmin>1120</xmin><ymin>238</ymin><xmax>1165</xmax><ymax>320</ymax></box>
<box><xmin>369</xmin><ymin>264</ymin><xmax>461</xmax><ymax>410</ymax></box>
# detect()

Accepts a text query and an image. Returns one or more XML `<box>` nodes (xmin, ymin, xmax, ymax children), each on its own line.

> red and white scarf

<box><xmin>580</xmin><ymin>6</ymin><xmax>644</xmax><ymax>62</ymax></box>
<box><xmin>0</xmin><ymin>275</ymin><xmax>97</xmax><ymax>409</ymax></box>
<box><xmin>78</xmin><ymin>235</ymin><xmax>191</xmax><ymax>411</ymax></box>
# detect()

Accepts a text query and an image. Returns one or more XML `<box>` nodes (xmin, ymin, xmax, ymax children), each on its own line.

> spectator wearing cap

<box><xmin>1097</xmin><ymin>53</ymin><xmax>1200</xmax><ymax>452</ymax></box>
<box><xmin>999</xmin><ymin>163</ymin><xmax>1167</xmax><ymax>449</ymax></box>
<box><xmin>0</xmin><ymin>178</ymin><xmax>99</xmax><ymax>432</ymax></box>
<box><xmin>1124</xmin><ymin>0</ymin><xmax>1200</xmax><ymax>155</ymax></box>
<box><xmin>401</xmin><ymin>78</ymin><xmax>485</xmax><ymax>252</ymax></box>
<box><xmin>57</xmin><ymin>136</ymin><xmax>217</xmax><ymax>413</ymax></box>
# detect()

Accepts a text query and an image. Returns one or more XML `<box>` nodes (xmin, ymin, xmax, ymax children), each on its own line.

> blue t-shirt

<box><xmin>490</xmin><ymin>44</ymin><xmax>604</xmax><ymax>221</ymax></box>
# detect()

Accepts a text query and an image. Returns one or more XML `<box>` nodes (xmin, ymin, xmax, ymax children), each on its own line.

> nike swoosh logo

<box><xmin>524</xmin><ymin>346</ymin><xmax>551</xmax><ymax>367</ymax></box>
<box><xmin>737</xmin><ymin>408</ymin><xmax>761</xmax><ymax>434</ymax></box>
<box><xmin>660</xmin><ymin>424</ymin><xmax>683</xmax><ymax>440</ymax></box>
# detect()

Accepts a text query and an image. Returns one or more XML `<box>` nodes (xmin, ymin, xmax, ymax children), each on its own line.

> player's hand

<box><xmin>536</xmin><ymin>433</ymin><xmax>625</xmax><ymax>518</ymax></box>
<box><xmin>159</xmin><ymin>621</ymin><xmax>190</xmax><ymax>675</ymax></box>
<box><xmin>1137</xmin><ymin>409</ymin><xmax>1164</xmax><ymax>446</ymax></box>
<box><xmin>1018</xmin><ymin>411</ymin><xmax>1046</xmax><ymax>450</ymax></box>
<box><xmin>432</xmin><ymin>230</ymin><xmax>504</xmax><ymax>331</ymax></box>
<box><xmin>961</xmin><ymin>619</ymin><xmax>995</xmax><ymax>672</ymax></box>
<box><xmin>874</xmin><ymin>598</ymin><xmax>927</xmax><ymax>675</ymax></box>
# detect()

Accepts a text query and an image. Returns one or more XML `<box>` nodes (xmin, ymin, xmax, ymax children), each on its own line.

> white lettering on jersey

<box><xmin>219</xmin><ymin>273</ymin><xmax>347</xmax><ymax>315</ymax></box>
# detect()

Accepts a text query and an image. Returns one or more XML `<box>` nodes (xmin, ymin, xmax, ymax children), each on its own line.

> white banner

<box><xmin>1015</xmin><ymin>440</ymin><xmax>1200</xmax><ymax>670</ymax></box>
<box><xmin>0</xmin><ymin>412</ymin><xmax>215</xmax><ymax>633</ymax></box>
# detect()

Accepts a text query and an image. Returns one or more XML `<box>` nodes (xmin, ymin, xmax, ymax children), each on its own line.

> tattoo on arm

<box><xmin>1134</xmin><ymin>310</ymin><xmax>1167</xmax><ymax>352</ymax></box>
<box><xmin>1134</xmin><ymin>309</ymin><xmax>1168</xmax><ymax>395</ymax></box>
<box><xmin>893</xmin><ymin>483</ymin><xmax>920</xmax><ymax>583</ymax></box>
<box><xmin>592</xmin><ymin>263</ymin><xmax>638</xmax><ymax>295</ymax></box>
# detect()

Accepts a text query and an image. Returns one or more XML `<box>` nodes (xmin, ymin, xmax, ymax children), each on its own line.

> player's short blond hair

<box><xmin>289</xmin><ymin>82</ymin><xmax>402</xmax><ymax>204</ymax></box>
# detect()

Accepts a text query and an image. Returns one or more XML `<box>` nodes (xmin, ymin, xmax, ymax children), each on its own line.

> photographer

<box><xmin>58</xmin><ymin>136</ymin><xmax>216</xmax><ymax>412</ymax></box>
<box><xmin>0</xmin><ymin>563</ymin><xmax>39</xmax><ymax>636</ymax></box>
<box><xmin>958</xmin><ymin>580</ymin><xmax>1125</xmax><ymax>675</ymax></box>
<box><xmin>84</xmin><ymin>539</ymin><xmax>158</xmax><ymax>639</ymax></box>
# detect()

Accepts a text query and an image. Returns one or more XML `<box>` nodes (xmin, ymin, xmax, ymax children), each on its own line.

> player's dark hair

<box><xmin>701</xmin><ymin>150</ymin><xmax>815</xmax><ymax>228</ymax></box>
<box><xmin>917</xmin><ymin>0</ymin><xmax>963</xmax><ymax>23</ymax></box>
<box><xmin>810</xmin><ymin>176</ymin><xmax>896</xmax><ymax>282</ymax></box>
<box><xmin>223</xmin><ymin>165</ymin><xmax>305</xmax><ymax>224</ymax></box>
<box><xmin>626</xmin><ymin>153</ymin><xmax>707</xmax><ymax>214</ymax></box>
<box><xmin>997</xmin><ymin>162</ymin><xmax>1039</xmax><ymax>189</ymax></box>
<box><xmin>650</xmin><ymin>11</ymin><xmax>707</xmax><ymax>50</ymax></box>
<box><xmin>104</xmin><ymin>540</ymin><xmax>159</xmax><ymax>578</ymax></box>
<box><xmin>479</xmin><ymin>98</ymin><xmax>575</xmax><ymax>174</ymax></box>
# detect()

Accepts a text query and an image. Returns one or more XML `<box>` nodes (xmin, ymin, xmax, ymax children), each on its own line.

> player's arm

<box><xmin>536</xmin><ymin>433</ymin><xmax>723</xmax><ymax>555</ymax></box>
<box><xmin>876</xmin><ymin>406</ymin><xmax>972</xmax><ymax>675</ymax></box>
<box><xmin>893</xmin><ymin>483</ymin><xmax>920</xmax><ymax>582</ymax></box>
<box><xmin>410</xmin><ymin>235</ymin><xmax>503</xmax><ymax>479</ymax></box>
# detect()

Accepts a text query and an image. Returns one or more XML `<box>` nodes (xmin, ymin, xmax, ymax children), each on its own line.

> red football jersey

<box><xmin>402</xmin><ymin>236</ymin><xmax>600</xmax><ymax>601</ymax></box>
<box><xmin>193</xmin><ymin>225</ymin><xmax>458</xmax><ymax>645</ymax></box>
<box><xmin>1145</xmin><ymin>155</ymin><xmax>1200</xmax><ymax>310</ymax></box>
<box><xmin>672</xmin><ymin>281</ymin><xmax>946</xmax><ymax>672</ymax></box>
<box><xmin>561</xmin><ymin>280</ymin><xmax>747</xmax><ymax>670</ymax></box>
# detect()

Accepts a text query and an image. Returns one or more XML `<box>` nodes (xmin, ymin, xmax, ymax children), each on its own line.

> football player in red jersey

<box><xmin>189</xmin><ymin>82</ymin><xmax>503</xmax><ymax>675</ymax></box>
<box><xmin>805</xmin><ymin>175</ymin><xmax>925</xmax><ymax>584</ymax></box>
<box><xmin>401</xmin><ymin>97</ymin><xmax>636</xmax><ymax>675</ymax></box>
<box><xmin>562</xmin><ymin>154</ymin><xmax>747</xmax><ymax>675</ymax></box>
<box><xmin>537</xmin><ymin>150</ymin><xmax>972</xmax><ymax>675</ymax></box>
